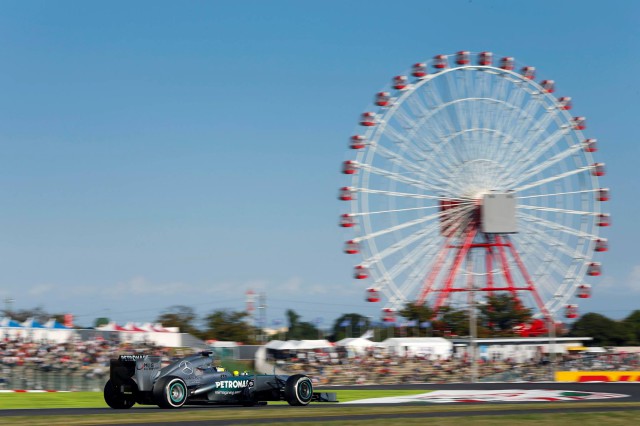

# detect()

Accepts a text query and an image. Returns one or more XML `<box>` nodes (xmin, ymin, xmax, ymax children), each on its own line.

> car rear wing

<box><xmin>110</xmin><ymin>355</ymin><xmax>162</xmax><ymax>392</ymax></box>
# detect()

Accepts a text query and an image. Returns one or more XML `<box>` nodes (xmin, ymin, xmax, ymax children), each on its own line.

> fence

<box><xmin>0</xmin><ymin>366</ymin><xmax>108</xmax><ymax>391</ymax></box>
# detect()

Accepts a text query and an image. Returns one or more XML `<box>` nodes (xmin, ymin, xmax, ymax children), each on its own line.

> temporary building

<box><xmin>335</xmin><ymin>337</ymin><xmax>375</xmax><ymax>355</ymax></box>
<box><xmin>378</xmin><ymin>337</ymin><xmax>453</xmax><ymax>359</ymax></box>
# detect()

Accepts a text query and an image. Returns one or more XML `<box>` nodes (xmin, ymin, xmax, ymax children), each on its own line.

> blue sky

<box><xmin>0</xmin><ymin>1</ymin><xmax>638</xmax><ymax>328</ymax></box>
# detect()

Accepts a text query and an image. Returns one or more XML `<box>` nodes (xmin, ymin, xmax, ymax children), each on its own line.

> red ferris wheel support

<box><xmin>415</xmin><ymin>198</ymin><xmax>552</xmax><ymax>322</ymax></box>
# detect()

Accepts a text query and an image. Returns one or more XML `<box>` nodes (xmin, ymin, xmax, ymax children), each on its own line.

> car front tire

<box><xmin>284</xmin><ymin>374</ymin><xmax>313</xmax><ymax>406</ymax></box>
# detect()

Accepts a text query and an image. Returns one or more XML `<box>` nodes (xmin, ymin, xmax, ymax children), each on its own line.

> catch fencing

<box><xmin>0</xmin><ymin>367</ymin><xmax>107</xmax><ymax>391</ymax></box>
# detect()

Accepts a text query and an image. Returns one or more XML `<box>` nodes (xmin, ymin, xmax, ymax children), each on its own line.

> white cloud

<box><xmin>101</xmin><ymin>276</ymin><xmax>193</xmax><ymax>298</ymax></box>
<box><xmin>627</xmin><ymin>265</ymin><xmax>640</xmax><ymax>292</ymax></box>
<box><xmin>28</xmin><ymin>284</ymin><xmax>54</xmax><ymax>297</ymax></box>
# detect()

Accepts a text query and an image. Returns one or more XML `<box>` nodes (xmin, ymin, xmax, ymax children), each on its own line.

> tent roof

<box><xmin>295</xmin><ymin>339</ymin><xmax>332</xmax><ymax>350</ymax></box>
<box><xmin>21</xmin><ymin>318</ymin><xmax>45</xmax><ymax>328</ymax></box>
<box><xmin>265</xmin><ymin>340</ymin><xmax>332</xmax><ymax>350</ymax></box>
<box><xmin>335</xmin><ymin>337</ymin><xmax>375</xmax><ymax>347</ymax></box>
<box><xmin>44</xmin><ymin>319</ymin><xmax>69</xmax><ymax>329</ymax></box>
<box><xmin>380</xmin><ymin>337</ymin><xmax>452</xmax><ymax>346</ymax></box>
<box><xmin>0</xmin><ymin>317</ymin><xmax>22</xmax><ymax>328</ymax></box>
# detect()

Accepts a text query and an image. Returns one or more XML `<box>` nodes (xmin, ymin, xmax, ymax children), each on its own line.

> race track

<box><xmin>3</xmin><ymin>383</ymin><xmax>640</xmax><ymax>425</ymax></box>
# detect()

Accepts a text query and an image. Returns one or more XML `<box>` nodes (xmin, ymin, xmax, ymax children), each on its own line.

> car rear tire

<box><xmin>284</xmin><ymin>374</ymin><xmax>313</xmax><ymax>406</ymax></box>
<box><xmin>104</xmin><ymin>379</ymin><xmax>136</xmax><ymax>409</ymax></box>
<box><xmin>153</xmin><ymin>376</ymin><xmax>188</xmax><ymax>408</ymax></box>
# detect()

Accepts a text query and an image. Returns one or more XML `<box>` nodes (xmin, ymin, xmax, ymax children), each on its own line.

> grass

<box><xmin>0</xmin><ymin>389</ymin><xmax>426</xmax><ymax>409</ymax></box>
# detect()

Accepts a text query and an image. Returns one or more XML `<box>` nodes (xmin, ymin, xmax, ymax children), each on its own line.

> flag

<box><xmin>360</xmin><ymin>329</ymin><xmax>374</xmax><ymax>339</ymax></box>
<box><xmin>340</xmin><ymin>319</ymin><xmax>351</xmax><ymax>327</ymax></box>
<box><xmin>420</xmin><ymin>321</ymin><xmax>431</xmax><ymax>328</ymax></box>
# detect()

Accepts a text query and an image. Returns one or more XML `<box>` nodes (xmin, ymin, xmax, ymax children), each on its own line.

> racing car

<box><xmin>104</xmin><ymin>351</ymin><xmax>336</xmax><ymax>408</ymax></box>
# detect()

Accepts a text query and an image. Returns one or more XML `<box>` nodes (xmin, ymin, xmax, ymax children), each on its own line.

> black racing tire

<box><xmin>104</xmin><ymin>379</ymin><xmax>136</xmax><ymax>409</ymax></box>
<box><xmin>284</xmin><ymin>374</ymin><xmax>313</xmax><ymax>406</ymax></box>
<box><xmin>153</xmin><ymin>376</ymin><xmax>188</xmax><ymax>408</ymax></box>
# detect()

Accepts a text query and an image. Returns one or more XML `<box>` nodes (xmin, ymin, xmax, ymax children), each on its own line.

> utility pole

<box><xmin>257</xmin><ymin>292</ymin><xmax>267</xmax><ymax>344</ymax></box>
<box><xmin>469</xmin><ymin>288</ymin><xmax>478</xmax><ymax>383</ymax></box>
<box><xmin>4</xmin><ymin>297</ymin><xmax>14</xmax><ymax>316</ymax></box>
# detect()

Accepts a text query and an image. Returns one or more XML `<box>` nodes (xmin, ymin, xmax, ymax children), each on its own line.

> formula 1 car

<box><xmin>104</xmin><ymin>351</ymin><xmax>336</xmax><ymax>408</ymax></box>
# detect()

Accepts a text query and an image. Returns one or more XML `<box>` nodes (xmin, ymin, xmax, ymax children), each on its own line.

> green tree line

<box><xmin>5</xmin><ymin>299</ymin><xmax>640</xmax><ymax>346</ymax></box>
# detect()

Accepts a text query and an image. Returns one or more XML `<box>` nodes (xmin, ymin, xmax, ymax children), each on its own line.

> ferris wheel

<box><xmin>339</xmin><ymin>51</ymin><xmax>609</xmax><ymax>322</ymax></box>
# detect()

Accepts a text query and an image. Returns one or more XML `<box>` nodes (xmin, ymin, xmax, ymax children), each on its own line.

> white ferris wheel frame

<box><xmin>343</xmin><ymin>52</ymin><xmax>605</xmax><ymax>319</ymax></box>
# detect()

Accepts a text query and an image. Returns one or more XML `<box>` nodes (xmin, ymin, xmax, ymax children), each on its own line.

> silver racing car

<box><xmin>104</xmin><ymin>351</ymin><xmax>336</xmax><ymax>408</ymax></box>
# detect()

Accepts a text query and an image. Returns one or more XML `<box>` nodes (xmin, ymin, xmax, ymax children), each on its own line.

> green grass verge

<box><xmin>0</xmin><ymin>389</ymin><xmax>426</xmax><ymax>409</ymax></box>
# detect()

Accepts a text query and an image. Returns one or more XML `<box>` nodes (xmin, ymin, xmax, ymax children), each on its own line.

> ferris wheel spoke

<box><xmin>370</xmin><ymin>142</ymin><xmax>449</xmax><ymax>184</ymax></box>
<box><xmin>361</xmin><ymin>221</ymin><xmax>441</xmax><ymax>266</ymax></box>
<box><xmin>362</xmin><ymin>205</ymin><xmax>475</xmax><ymax>267</ymax></box>
<box><xmin>359</xmin><ymin>162</ymin><xmax>452</xmax><ymax>194</ymax></box>
<box><xmin>421</xmin><ymin>77</ymin><xmax>461</xmax><ymax>137</ymax></box>
<box><xmin>380</xmin><ymin>124</ymin><xmax>461</xmax><ymax>181</ymax></box>
<box><xmin>518</xmin><ymin>220</ymin><xmax>587</xmax><ymax>263</ymax></box>
<box><xmin>352</xmin><ymin>205</ymin><xmax>440</xmax><ymax>217</ymax></box>
<box><xmin>379</xmin><ymin>235</ymin><xmax>442</xmax><ymax>285</ymax></box>
<box><xmin>518</xmin><ymin>204</ymin><xmax>599</xmax><ymax>217</ymax></box>
<box><xmin>511</xmin><ymin>233</ymin><xmax>567</xmax><ymax>300</ymax></box>
<box><xmin>357</xmin><ymin>201</ymin><xmax>476</xmax><ymax>246</ymax></box>
<box><xmin>514</xmin><ymin>166</ymin><xmax>589</xmax><ymax>193</ymax></box>
<box><xmin>494</xmin><ymin>79</ymin><xmax>527</xmax><ymax>136</ymax></box>
<box><xmin>518</xmin><ymin>211</ymin><xmax>598</xmax><ymax>240</ymax></box>
<box><xmin>506</xmin><ymin>130</ymin><xmax>576</xmax><ymax>187</ymax></box>
<box><xmin>518</xmin><ymin>188</ymin><xmax>600</xmax><ymax>199</ymax></box>
<box><xmin>510</xmin><ymin>93</ymin><xmax>545</xmax><ymax>141</ymax></box>
<box><xmin>356</xmin><ymin>187</ymin><xmax>461</xmax><ymax>201</ymax></box>
<box><xmin>352</xmin><ymin>211</ymin><xmax>443</xmax><ymax>243</ymax></box>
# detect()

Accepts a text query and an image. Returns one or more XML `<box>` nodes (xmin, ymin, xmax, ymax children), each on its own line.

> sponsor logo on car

<box><xmin>136</xmin><ymin>361</ymin><xmax>158</xmax><ymax>370</ymax></box>
<box><xmin>215</xmin><ymin>380</ymin><xmax>249</xmax><ymax>389</ymax></box>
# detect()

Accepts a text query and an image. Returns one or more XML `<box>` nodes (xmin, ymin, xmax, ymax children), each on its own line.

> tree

<box><xmin>622</xmin><ymin>310</ymin><xmax>640</xmax><ymax>346</ymax></box>
<box><xmin>285</xmin><ymin>309</ymin><xmax>320</xmax><ymax>340</ymax></box>
<box><xmin>7</xmin><ymin>306</ymin><xmax>51</xmax><ymax>323</ymax></box>
<box><xmin>434</xmin><ymin>306</ymin><xmax>470</xmax><ymax>337</ymax></box>
<box><xmin>330</xmin><ymin>313</ymin><xmax>370</xmax><ymax>341</ymax></box>
<box><xmin>155</xmin><ymin>305</ymin><xmax>202</xmax><ymax>338</ymax></box>
<box><xmin>569</xmin><ymin>312</ymin><xmax>634</xmax><ymax>346</ymax></box>
<box><xmin>203</xmin><ymin>310</ymin><xmax>256</xmax><ymax>343</ymax></box>
<box><xmin>94</xmin><ymin>317</ymin><xmax>110</xmax><ymax>328</ymax></box>
<box><xmin>399</xmin><ymin>303</ymin><xmax>434</xmax><ymax>337</ymax></box>
<box><xmin>478</xmin><ymin>294</ymin><xmax>532</xmax><ymax>336</ymax></box>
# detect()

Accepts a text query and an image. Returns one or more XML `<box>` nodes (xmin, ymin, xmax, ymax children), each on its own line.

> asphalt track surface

<box><xmin>3</xmin><ymin>383</ymin><xmax>640</xmax><ymax>425</ymax></box>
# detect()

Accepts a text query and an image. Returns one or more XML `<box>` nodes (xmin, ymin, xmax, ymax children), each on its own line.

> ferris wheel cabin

<box><xmin>365</xmin><ymin>288</ymin><xmax>380</xmax><ymax>303</ymax></box>
<box><xmin>339</xmin><ymin>214</ymin><xmax>356</xmax><ymax>228</ymax></box>
<box><xmin>558</xmin><ymin>96</ymin><xmax>572</xmax><ymax>110</ymax></box>
<box><xmin>582</xmin><ymin>138</ymin><xmax>597</xmax><ymax>152</ymax></box>
<box><xmin>412</xmin><ymin>63</ymin><xmax>427</xmax><ymax>78</ymax></box>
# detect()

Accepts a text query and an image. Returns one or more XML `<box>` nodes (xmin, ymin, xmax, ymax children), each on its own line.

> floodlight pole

<box><xmin>469</xmin><ymin>288</ymin><xmax>478</xmax><ymax>383</ymax></box>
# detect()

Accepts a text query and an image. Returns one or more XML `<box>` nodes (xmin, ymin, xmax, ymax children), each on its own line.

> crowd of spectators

<box><xmin>274</xmin><ymin>346</ymin><xmax>640</xmax><ymax>385</ymax></box>
<box><xmin>3</xmin><ymin>336</ymin><xmax>640</xmax><ymax>390</ymax></box>
<box><xmin>0</xmin><ymin>338</ymin><xmax>183</xmax><ymax>390</ymax></box>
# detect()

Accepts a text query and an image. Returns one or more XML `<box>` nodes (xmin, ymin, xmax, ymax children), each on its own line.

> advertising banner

<box><xmin>556</xmin><ymin>371</ymin><xmax>640</xmax><ymax>382</ymax></box>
